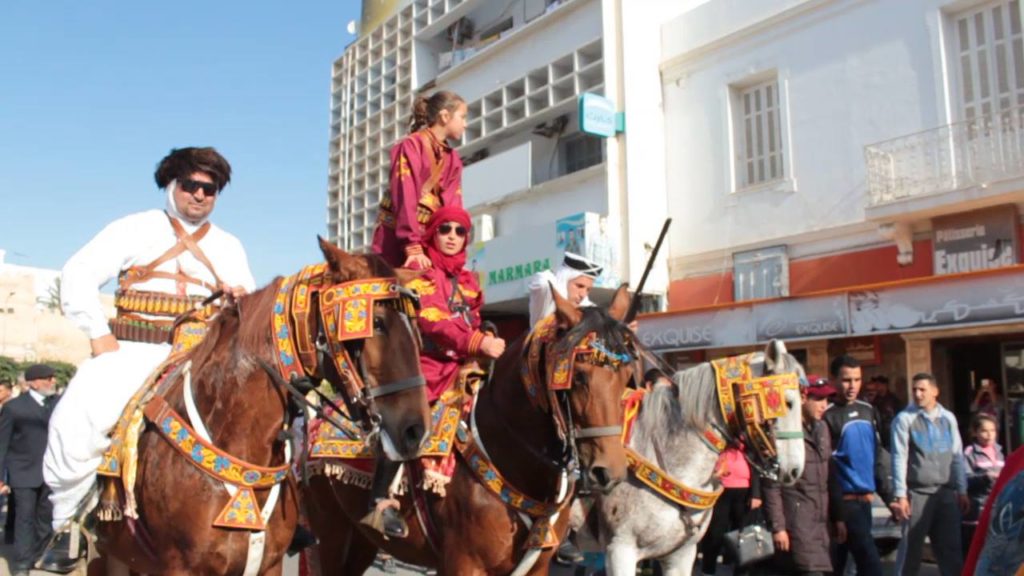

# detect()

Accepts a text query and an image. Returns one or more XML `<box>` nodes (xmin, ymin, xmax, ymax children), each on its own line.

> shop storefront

<box><xmin>638</xmin><ymin>265</ymin><xmax>1024</xmax><ymax>449</ymax></box>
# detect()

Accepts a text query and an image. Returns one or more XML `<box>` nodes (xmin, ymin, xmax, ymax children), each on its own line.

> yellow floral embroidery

<box><xmin>419</xmin><ymin>307</ymin><xmax>449</xmax><ymax>322</ymax></box>
<box><xmin>398</xmin><ymin>155</ymin><xmax>412</xmax><ymax>178</ymax></box>
<box><xmin>407</xmin><ymin>277</ymin><xmax>436</xmax><ymax>296</ymax></box>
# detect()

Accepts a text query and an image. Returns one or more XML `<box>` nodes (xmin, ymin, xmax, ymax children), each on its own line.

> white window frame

<box><xmin>733</xmin><ymin>245</ymin><xmax>790</xmax><ymax>302</ymax></box>
<box><xmin>726</xmin><ymin>71</ymin><xmax>797</xmax><ymax>195</ymax></box>
<box><xmin>948</xmin><ymin>0</ymin><xmax>1024</xmax><ymax>122</ymax></box>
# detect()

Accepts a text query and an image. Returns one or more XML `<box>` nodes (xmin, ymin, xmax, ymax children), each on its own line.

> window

<box><xmin>734</xmin><ymin>79</ymin><xmax>785</xmax><ymax>189</ymax></box>
<box><xmin>561</xmin><ymin>134</ymin><xmax>605</xmax><ymax>175</ymax></box>
<box><xmin>733</xmin><ymin>245</ymin><xmax>789</xmax><ymax>301</ymax></box>
<box><xmin>952</xmin><ymin>0</ymin><xmax>1024</xmax><ymax>121</ymax></box>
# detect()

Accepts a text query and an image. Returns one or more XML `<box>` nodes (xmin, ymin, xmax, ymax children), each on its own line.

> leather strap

<box><xmin>575</xmin><ymin>425</ymin><xmax>623</xmax><ymax>439</ymax></box>
<box><xmin>364</xmin><ymin>374</ymin><xmax>427</xmax><ymax>399</ymax></box>
<box><xmin>118</xmin><ymin>213</ymin><xmax>221</xmax><ymax>292</ymax></box>
<box><xmin>418</xmin><ymin>130</ymin><xmax>446</xmax><ymax>203</ymax></box>
<box><xmin>166</xmin><ymin>215</ymin><xmax>223</xmax><ymax>288</ymax></box>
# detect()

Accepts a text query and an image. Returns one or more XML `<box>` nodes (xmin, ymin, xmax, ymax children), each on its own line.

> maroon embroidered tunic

<box><xmin>371</xmin><ymin>129</ymin><xmax>464</xmax><ymax>267</ymax></box>
<box><xmin>408</xmin><ymin>268</ymin><xmax>485</xmax><ymax>403</ymax></box>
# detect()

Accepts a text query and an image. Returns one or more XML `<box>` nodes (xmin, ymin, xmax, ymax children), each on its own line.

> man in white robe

<box><xmin>41</xmin><ymin>147</ymin><xmax>254</xmax><ymax>568</ymax></box>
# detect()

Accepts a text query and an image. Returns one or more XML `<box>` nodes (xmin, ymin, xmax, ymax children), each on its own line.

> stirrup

<box><xmin>359</xmin><ymin>503</ymin><xmax>408</xmax><ymax>540</ymax></box>
<box><xmin>36</xmin><ymin>521</ymin><xmax>86</xmax><ymax>574</ymax></box>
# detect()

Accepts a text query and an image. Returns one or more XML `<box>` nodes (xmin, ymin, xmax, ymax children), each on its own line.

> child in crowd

<box><xmin>962</xmin><ymin>412</ymin><xmax>1005</xmax><ymax>558</ymax></box>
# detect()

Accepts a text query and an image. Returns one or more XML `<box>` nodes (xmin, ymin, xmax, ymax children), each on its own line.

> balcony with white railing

<box><xmin>864</xmin><ymin>105</ymin><xmax>1024</xmax><ymax>220</ymax></box>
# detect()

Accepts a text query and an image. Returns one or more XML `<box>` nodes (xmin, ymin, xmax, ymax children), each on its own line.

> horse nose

<box><xmin>588</xmin><ymin>466</ymin><xmax>620</xmax><ymax>493</ymax></box>
<box><xmin>403</xmin><ymin>422</ymin><xmax>426</xmax><ymax>453</ymax></box>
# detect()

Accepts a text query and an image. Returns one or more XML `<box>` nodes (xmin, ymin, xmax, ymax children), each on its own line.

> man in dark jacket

<box><xmin>0</xmin><ymin>364</ymin><xmax>59</xmax><ymax>576</ymax></box>
<box><xmin>823</xmin><ymin>355</ymin><xmax>891</xmax><ymax>576</ymax></box>
<box><xmin>764</xmin><ymin>375</ymin><xmax>840</xmax><ymax>576</ymax></box>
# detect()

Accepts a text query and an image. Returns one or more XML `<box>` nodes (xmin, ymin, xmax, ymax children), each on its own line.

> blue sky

<box><xmin>0</xmin><ymin>1</ymin><xmax>360</xmax><ymax>286</ymax></box>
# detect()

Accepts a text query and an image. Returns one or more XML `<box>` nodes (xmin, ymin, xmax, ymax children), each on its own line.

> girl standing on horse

<box><xmin>364</xmin><ymin>206</ymin><xmax>505</xmax><ymax>539</ymax></box>
<box><xmin>372</xmin><ymin>90</ymin><xmax>468</xmax><ymax>270</ymax></box>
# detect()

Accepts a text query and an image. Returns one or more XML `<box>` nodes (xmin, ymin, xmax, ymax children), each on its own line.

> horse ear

<box><xmin>318</xmin><ymin>236</ymin><xmax>359</xmax><ymax>277</ymax></box>
<box><xmin>763</xmin><ymin>339</ymin><xmax>788</xmax><ymax>373</ymax></box>
<box><xmin>608</xmin><ymin>283</ymin><xmax>631</xmax><ymax>321</ymax></box>
<box><xmin>318</xmin><ymin>236</ymin><xmax>341</xmax><ymax>271</ymax></box>
<box><xmin>551</xmin><ymin>281</ymin><xmax>582</xmax><ymax>328</ymax></box>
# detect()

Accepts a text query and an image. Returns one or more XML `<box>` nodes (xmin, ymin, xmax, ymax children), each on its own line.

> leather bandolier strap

<box><xmin>110</xmin><ymin>212</ymin><xmax>222</xmax><ymax>348</ymax></box>
<box><xmin>377</xmin><ymin>130</ymin><xmax>446</xmax><ymax>230</ymax></box>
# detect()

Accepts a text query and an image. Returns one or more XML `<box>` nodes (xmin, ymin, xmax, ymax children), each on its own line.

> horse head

<box><xmin>316</xmin><ymin>238</ymin><xmax>430</xmax><ymax>461</ymax></box>
<box><xmin>743</xmin><ymin>339</ymin><xmax>806</xmax><ymax>486</ymax></box>
<box><xmin>547</xmin><ymin>284</ymin><xmax>635</xmax><ymax>494</ymax></box>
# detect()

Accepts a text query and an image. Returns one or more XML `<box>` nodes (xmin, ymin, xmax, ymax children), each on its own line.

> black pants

<box><xmin>832</xmin><ymin>499</ymin><xmax>882</xmax><ymax>576</ymax></box>
<box><xmin>11</xmin><ymin>484</ymin><xmax>52</xmax><ymax>570</ymax></box>
<box><xmin>700</xmin><ymin>487</ymin><xmax>750</xmax><ymax>575</ymax></box>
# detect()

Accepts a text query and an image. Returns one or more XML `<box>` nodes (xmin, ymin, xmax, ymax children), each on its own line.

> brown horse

<box><xmin>87</xmin><ymin>239</ymin><xmax>430</xmax><ymax>575</ymax></box>
<box><xmin>306</xmin><ymin>285</ymin><xmax>638</xmax><ymax>575</ymax></box>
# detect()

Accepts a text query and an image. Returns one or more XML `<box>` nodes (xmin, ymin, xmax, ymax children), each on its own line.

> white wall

<box><xmin>615</xmin><ymin>0</ymin><xmax>706</xmax><ymax>294</ymax></box>
<box><xmin>660</xmin><ymin>0</ymin><xmax>955</xmax><ymax>265</ymax></box>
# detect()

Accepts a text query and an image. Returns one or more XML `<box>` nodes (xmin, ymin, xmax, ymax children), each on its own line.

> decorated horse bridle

<box><xmin>268</xmin><ymin>263</ymin><xmax>425</xmax><ymax>436</ymax></box>
<box><xmin>521</xmin><ymin>314</ymin><xmax>639</xmax><ymax>490</ymax></box>
<box><xmin>710</xmin><ymin>354</ymin><xmax>802</xmax><ymax>481</ymax></box>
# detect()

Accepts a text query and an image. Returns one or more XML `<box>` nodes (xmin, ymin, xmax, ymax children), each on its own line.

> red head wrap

<box><xmin>424</xmin><ymin>206</ymin><xmax>473</xmax><ymax>279</ymax></box>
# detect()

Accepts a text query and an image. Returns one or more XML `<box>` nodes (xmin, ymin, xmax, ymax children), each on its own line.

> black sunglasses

<box><xmin>808</xmin><ymin>377</ymin><xmax>830</xmax><ymax>387</ymax></box>
<box><xmin>438</xmin><ymin>224</ymin><xmax>468</xmax><ymax>237</ymax></box>
<box><xmin>179</xmin><ymin>178</ymin><xmax>218</xmax><ymax>197</ymax></box>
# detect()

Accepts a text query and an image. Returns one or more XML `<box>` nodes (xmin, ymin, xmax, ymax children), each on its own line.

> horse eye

<box><xmin>373</xmin><ymin>316</ymin><xmax>386</xmax><ymax>332</ymax></box>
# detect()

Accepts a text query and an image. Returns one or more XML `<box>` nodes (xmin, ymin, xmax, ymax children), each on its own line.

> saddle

<box><xmin>309</xmin><ymin>365</ymin><xmax>484</xmax><ymax>497</ymax></box>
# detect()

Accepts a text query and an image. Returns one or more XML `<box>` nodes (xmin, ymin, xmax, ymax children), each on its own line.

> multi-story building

<box><xmin>640</xmin><ymin>0</ymin><xmax>1024</xmax><ymax>446</ymax></box>
<box><xmin>327</xmin><ymin>0</ymin><xmax>691</xmax><ymax>334</ymax></box>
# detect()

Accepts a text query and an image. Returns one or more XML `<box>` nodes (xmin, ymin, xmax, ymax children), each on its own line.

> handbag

<box><xmin>723</xmin><ymin>510</ymin><xmax>775</xmax><ymax>567</ymax></box>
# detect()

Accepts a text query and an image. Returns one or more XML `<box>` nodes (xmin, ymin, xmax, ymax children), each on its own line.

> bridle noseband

<box><xmin>523</xmin><ymin>314</ymin><xmax>640</xmax><ymax>492</ymax></box>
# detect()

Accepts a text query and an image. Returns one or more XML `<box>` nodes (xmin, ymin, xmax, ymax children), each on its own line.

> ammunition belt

<box><xmin>109</xmin><ymin>315</ymin><xmax>173</xmax><ymax>345</ymax></box>
<box><xmin>114</xmin><ymin>290</ymin><xmax>214</xmax><ymax>318</ymax></box>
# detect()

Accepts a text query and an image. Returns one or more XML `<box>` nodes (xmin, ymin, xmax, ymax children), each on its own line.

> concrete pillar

<box><xmin>902</xmin><ymin>335</ymin><xmax>933</xmax><ymax>398</ymax></box>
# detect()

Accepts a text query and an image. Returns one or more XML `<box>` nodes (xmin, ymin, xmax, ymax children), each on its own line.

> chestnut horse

<box><xmin>87</xmin><ymin>239</ymin><xmax>430</xmax><ymax>575</ymax></box>
<box><xmin>306</xmin><ymin>285</ymin><xmax>639</xmax><ymax>575</ymax></box>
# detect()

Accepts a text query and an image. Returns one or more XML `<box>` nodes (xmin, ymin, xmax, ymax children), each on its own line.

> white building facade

<box><xmin>327</xmin><ymin>0</ymin><xmax>691</xmax><ymax>325</ymax></box>
<box><xmin>645</xmin><ymin>0</ymin><xmax>1024</xmax><ymax>446</ymax></box>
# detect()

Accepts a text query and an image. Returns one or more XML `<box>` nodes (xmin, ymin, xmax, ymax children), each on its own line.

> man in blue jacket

<box><xmin>890</xmin><ymin>372</ymin><xmax>969</xmax><ymax>576</ymax></box>
<box><xmin>823</xmin><ymin>355</ymin><xmax>890</xmax><ymax>575</ymax></box>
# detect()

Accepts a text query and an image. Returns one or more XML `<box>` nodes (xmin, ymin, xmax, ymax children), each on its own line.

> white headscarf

<box><xmin>164</xmin><ymin>179</ymin><xmax>208</xmax><ymax>233</ymax></box>
<box><xmin>526</xmin><ymin>252</ymin><xmax>602</xmax><ymax>328</ymax></box>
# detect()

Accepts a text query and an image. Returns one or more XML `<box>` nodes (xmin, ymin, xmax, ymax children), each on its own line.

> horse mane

<box><xmin>563</xmin><ymin>306</ymin><xmax>631</xmax><ymax>357</ymax></box>
<box><xmin>187</xmin><ymin>277</ymin><xmax>283</xmax><ymax>372</ymax></box>
<box><xmin>633</xmin><ymin>347</ymin><xmax>804</xmax><ymax>449</ymax></box>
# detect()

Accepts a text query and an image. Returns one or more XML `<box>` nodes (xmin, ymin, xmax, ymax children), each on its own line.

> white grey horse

<box><xmin>582</xmin><ymin>340</ymin><xmax>806</xmax><ymax>576</ymax></box>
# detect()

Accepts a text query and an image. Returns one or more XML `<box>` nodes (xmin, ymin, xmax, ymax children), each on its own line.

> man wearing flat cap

<box><xmin>0</xmin><ymin>363</ymin><xmax>59</xmax><ymax>576</ymax></box>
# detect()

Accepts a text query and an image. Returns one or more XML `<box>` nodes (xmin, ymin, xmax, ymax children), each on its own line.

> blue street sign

<box><xmin>578</xmin><ymin>93</ymin><xmax>623</xmax><ymax>137</ymax></box>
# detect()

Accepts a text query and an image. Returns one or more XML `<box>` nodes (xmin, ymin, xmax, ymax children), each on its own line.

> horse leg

<box><xmin>604</xmin><ymin>540</ymin><xmax>640</xmax><ymax>576</ymax></box>
<box><xmin>258</xmin><ymin>559</ymin><xmax>283</xmax><ymax>576</ymax></box>
<box><xmin>339</xmin><ymin>528</ymin><xmax>377</xmax><ymax>576</ymax></box>
<box><xmin>659</xmin><ymin>543</ymin><xmax>698</xmax><ymax>576</ymax></box>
